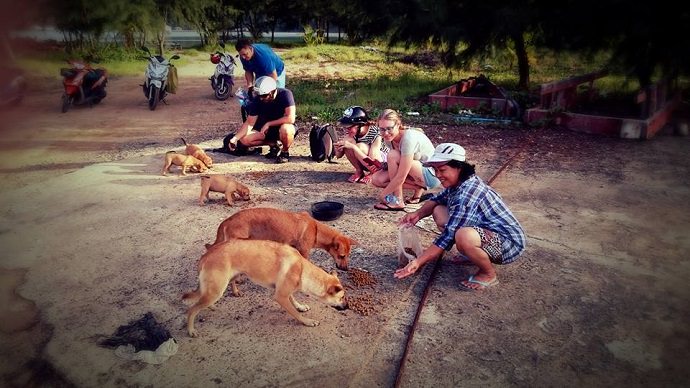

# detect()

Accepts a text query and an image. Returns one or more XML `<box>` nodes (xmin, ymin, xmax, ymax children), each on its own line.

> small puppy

<box><xmin>199</xmin><ymin>175</ymin><xmax>250</xmax><ymax>206</ymax></box>
<box><xmin>162</xmin><ymin>151</ymin><xmax>208</xmax><ymax>176</ymax></box>
<box><xmin>206</xmin><ymin>207</ymin><xmax>357</xmax><ymax>296</ymax></box>
<box><xmin>181</xmin><ymin>138</ymin><xmax>213</xmax><ymax>168</ymax></box>
<box><xmin>183</xmin><ymin>239</ymin><xmax>348</xmax><ymax>337</ymax></box>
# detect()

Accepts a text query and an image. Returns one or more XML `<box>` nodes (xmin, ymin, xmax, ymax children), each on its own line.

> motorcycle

<box><xmin>60</xmin><ymin>60</ymin><xmax>108</xmax><ymax>113</ymax></box>
<box><xmin>141</xmin><ymin>46</ymin><xmax>180</xmax><ymax>111</ymax></box>
<box><xmin>209</xmin><ymin>42</ymin><xmax>237</xmax><ymax>100</ymax></box>
<box><xmin>235</xmin><ymin>87</ymin><xmax>250</xmax><ymax>122</ymax></box>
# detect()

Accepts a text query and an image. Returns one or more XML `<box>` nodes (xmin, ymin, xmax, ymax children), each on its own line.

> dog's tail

<box><xmin>182</xmin><ymin>288</ymin><xmax>201</xmax><ymax>303</ymax></box>
<box><xmin>180</xmin><ymin>137</ymin><xmax>188</xmax><ymax>145</ymax></box>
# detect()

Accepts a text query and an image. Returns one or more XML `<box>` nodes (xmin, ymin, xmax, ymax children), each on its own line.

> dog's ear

<box><xmin>327</xmin><ymin>283</ymin><xmax>343</xmax><ymax>294</ymax></box>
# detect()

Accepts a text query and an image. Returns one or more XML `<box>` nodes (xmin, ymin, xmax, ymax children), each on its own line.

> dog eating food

<box><xmin>181</xmin><ymin>138</ymin><xmax>213</xmax><ymax>168</ymax></box>
<box><xmin>183</xmin><ymin>239</ymin><xmax>348</xmax><ymax>337</ymax></box>
<box><xmin>162</xmin><ymin>151</ymin><xmax>208</xmax><ymax>176</ymax></box>
<box><xmin>206</xmin><ymin>207</ymin><xmax>358</xmax><ymax>296</ymax></box>
<box><xmin>199</xmin><ymin>175</ymin><xmax>250</xmax><ymax>206</ymax></box>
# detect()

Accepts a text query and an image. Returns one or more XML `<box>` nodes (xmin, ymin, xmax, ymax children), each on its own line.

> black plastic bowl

<box><xmin>311</xmin><ymin>201</ymin><xmax>344</xmax><ymax>221</ymax></box>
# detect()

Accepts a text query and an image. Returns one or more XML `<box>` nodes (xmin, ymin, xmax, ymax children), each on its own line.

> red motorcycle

<box><xmin>60</xmin><ymin>60</ymin><xmax>108</xmax><ymax>113</ymax></box>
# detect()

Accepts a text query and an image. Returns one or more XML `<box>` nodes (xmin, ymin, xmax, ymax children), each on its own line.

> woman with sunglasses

<box><xmin>334</xmin><ymin>106</ymin><xmax>389</xmax><ymax>184</ymax></box>
<box><xmin>370</xmin><ymin>109</ymin><xmax>441</xmax><ymax>210</ymax></box>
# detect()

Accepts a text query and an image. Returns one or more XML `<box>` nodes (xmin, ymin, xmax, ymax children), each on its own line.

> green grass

<box><xmin>18</xmin><ymin>41</ymin><xmax>666</xmax><ymax>121</ymax></box>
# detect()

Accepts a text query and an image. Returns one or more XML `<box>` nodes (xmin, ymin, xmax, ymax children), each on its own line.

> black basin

<box><xmin>311</xmin><ymin>201</ymin><xmax>344</xmax><ymax>221</ymax></box>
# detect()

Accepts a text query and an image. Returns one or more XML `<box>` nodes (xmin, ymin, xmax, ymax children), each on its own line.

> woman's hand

<box><xmin>336</xmin><ymin>140</ymin><xmax>353</xmax><ymax>150</ymax></box>
<box><xmin>394</xmin><ymin>259</ymin><xmax>420</xmax><ymax>279</ymax></box>
<box><xmin>398</xmin><ymin>212</ymin><xmax>420</xmax><ymax>227</ymax></box>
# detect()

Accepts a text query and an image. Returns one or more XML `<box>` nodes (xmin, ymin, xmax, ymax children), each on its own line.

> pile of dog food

<box><xmin>345</xmin><ymin>268</ymin><xmax>379</xmax><ymax>316</ymax></box>
<box><xmin>347</xmin><ymin>267</ymin><xmax>377</xmax><ymax>287</ymax></box>
<box><xmin>346</xmin><ymin>295</ymin><xmax>377</xmax><ymax>316</ymax></box>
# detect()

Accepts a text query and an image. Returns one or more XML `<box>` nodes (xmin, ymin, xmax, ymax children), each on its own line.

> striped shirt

<box><xmin>431</xmin><ymin>175</ymin><xmax>526</xmax><ymax>263</ymax></box>
<box><xmin>355</xmin><ymin>125</ymin><xmax>390</xmax><ymax>153</ymax></box>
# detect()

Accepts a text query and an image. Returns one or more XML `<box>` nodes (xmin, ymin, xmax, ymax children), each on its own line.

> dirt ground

<box><xmin>0</xmin><ymin>71</ymin><xmax>689</xmax><ymax>387</ymax></box>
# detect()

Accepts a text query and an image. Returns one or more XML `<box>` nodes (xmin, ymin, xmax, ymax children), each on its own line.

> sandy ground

<box><xmin>0</xmin><ymin>71</ymin><xmax>689</xmax><ymax>387</ymax></box>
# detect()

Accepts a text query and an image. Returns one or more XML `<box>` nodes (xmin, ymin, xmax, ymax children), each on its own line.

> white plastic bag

<box><xmin>397</xmin><ymin>225</ymin><xmax>423</xmax><ymax>266</ymax></box>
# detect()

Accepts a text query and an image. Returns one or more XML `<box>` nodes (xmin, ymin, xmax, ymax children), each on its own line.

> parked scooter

<box><xmin>235</xmin><ymin>87</ymin><xmax>250</xmax><ymax>122</ymax></box>
<box><xmin>141</xmin><ymin>46</ymin><xmax>180</xmax><ymax>110</ymax></box>
<box><xmin>60</xmin><ymin>60</ymin><xmax>108</xmax><ymax>113</ymax></box>
<box><xmin>209</xmin><ymin>42</ymin><xmax>237</xmax><ymax>100</ymax></box>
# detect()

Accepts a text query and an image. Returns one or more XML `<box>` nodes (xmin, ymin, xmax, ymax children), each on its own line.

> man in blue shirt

<box><xmin>235</xmin><ymin>38</ymin><xmax>286</xmax><ymax>91</ymax></box>
<box><xmin>226</xmin><ymin>76</ymin><xmax>296</xmax><ymax>164</ymax></box>
<box><xmin>394</xmin><ymin>143</ymin><xmax>526</xmax><ymax>291</ymax></box>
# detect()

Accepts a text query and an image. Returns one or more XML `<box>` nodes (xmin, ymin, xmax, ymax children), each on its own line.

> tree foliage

<box><xmin>22</xmin><ymin>0</ymin><xmax>690</xmax><ymax>90</ymax></box>
<box><xmin>535</xmin><ymin>0</ymin><xmax>690</xmax><ymax>88</ymax></box>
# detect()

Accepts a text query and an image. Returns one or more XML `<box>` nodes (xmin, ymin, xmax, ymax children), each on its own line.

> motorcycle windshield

<box><xmin>147</xmin><ymin>60</ymin><xmax>169</xmax><ymax>80</ymax></box>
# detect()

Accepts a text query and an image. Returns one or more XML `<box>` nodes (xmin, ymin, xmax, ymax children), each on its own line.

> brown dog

<box><xmin>199</xmin><ymin>175</ymin><xmax>250</xmax><ymax>206</ymax></box>
<box><xmin>181</xmin><ymin>138</ymin><xmax>213</xmax><ymax>168</ymax></box>
<box><xmin>162</xmin><ymin>151</ymin><xmax>208</xmax><ymax>176</ymax></box>
<box><xmin>207</xmin><ymin>207</ymin><xmax>357</xmax><ymax>296</ymax></box>
<box><xmin>183</xmin><ymin>239</ymin><xmax>348</xmax><ymax>337</ymax></box>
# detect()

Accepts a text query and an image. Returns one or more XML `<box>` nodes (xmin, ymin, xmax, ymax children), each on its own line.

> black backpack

<box><xmin>309</xmin><ymin>124</ymin><xmax>338</xmax><ymax>162</ymax></box>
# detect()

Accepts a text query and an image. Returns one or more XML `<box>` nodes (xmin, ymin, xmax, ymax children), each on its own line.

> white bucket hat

<box><xmin>423</xmin><ymin>143</ymin><xmax>466</xmax><ymax>166</ymax></box>
<box><xmin>254</xmin><ymin>76</ymin><xmax>277</xmax><ymax>95</ymax></box>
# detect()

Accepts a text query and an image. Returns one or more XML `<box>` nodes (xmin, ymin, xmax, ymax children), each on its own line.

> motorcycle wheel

<box><xmin>214</xmin><ymin>81</ymin><xmax>231</xmax><ymax>100</ymax></box>
<box><xmin>61</xmin><ymin>94</ymin><xmax>73</xmax><ymax>113</ymax></box>
<box><xmin>148</xmin><ymin>85</ymin><xmax>159</xmax><ymax>111</ymax></box>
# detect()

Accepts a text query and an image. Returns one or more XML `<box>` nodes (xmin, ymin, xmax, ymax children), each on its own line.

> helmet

<box><xmin>210</xmin><ymin>53</ymin><xmax>221</xmax><ymax>64</ymax></box>
<box><xmin>254</xmin><ymin>76</ymin><xmax>277</xmax><ymax>95</ymax></box>
<box><xmin>338</xmin><ymin>106</ymin><xmax>369</xmax><ymax>125</ymax></box>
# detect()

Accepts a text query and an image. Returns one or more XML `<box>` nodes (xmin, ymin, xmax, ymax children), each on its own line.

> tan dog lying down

<box><xmin>183</xmin><ymin>239</ymin><xmax>348</xmax><ymax>337</ymax></box>
<box><xmin>181</xmin><ymin>138</ymin><xmax>213</xmax><ymax>168</ymax></box>
<box><xmin>199</xmin><ymin>175</ymin><xmax>250</xmax><ymax>206</ymax></box>
<box><xmin>162</xmin><ymin>151</ymin><xmax>208</xmax><ymax>176</ymax></box>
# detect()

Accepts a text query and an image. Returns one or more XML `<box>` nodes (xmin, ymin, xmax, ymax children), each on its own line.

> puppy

<box><xmin>206</xmin><ymin>207</ymin><xmax>357</xmax><ymax>296</ymax></box>
<box><xmin>162</xmin><ymin>151</ymin><xmax>208</xmax><ymax>176</ymax></box>
<box><xmin>181</xmin><ymin>138</ymin><xmax>213</xmax><ymax>168</ymax></box>
<box><xmin>199</xmin><ymin>175</ymin><xmax>250</xmax><ymax>206</ymax></box>
<box><xmin>183</xmin><ymin>239</ymin><xmax>348</xmax><ymax>337</ymax></box>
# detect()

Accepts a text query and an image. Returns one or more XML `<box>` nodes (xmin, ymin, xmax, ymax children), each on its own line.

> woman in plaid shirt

<box><xmin>394</xmin><ymin>143</ymin><xmax>526</xmax><ymax>291</ymax></box>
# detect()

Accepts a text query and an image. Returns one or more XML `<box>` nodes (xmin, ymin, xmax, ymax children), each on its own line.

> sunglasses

<box><xmin>379</xmin><ymin>125</ymin><xmax>396</xmax><ymax>133</ymax></box>
<box><xmin>258</xmin><ymin>92</ymin><xmax>273</xmax><ymax>100</ymax></box>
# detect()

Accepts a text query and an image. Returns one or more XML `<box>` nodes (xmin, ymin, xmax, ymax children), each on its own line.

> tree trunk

<box><xmin>512</xmin><ymin>32</ymin><xmax>530</xmax><ymax>90</ymax></box>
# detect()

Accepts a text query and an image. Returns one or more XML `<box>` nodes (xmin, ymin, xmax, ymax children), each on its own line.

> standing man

<box><xmin>235</xmin><ymin>38</ymin><xmax>286</xmax><ymax>91</ymax></box>
<box><xmin>226</xmin><ymin>76</ymin><xmax>296</xmax><ymax>164</ymax></box>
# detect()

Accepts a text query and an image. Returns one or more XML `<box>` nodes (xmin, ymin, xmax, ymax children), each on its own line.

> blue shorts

<box><xmin>276</xmin><ymin>69</ymin><xmax>286</xmax><ymax>88</ymax></box>
<box><xmin>423</xmin><ymin>167</ymin><xmax>441</xmax><ymax>189</ymax></box>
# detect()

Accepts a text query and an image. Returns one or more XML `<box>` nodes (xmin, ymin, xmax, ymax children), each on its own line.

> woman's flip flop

<box><xmin>374</xmin><ymin>203</ymin><xmax>405</xmax><ymax>211</ymax></box>
<box><xmin>347</xmin><ymin>173</ymin><xmax>363</xmax><ymax>183</ymax></box>
<box><xmin>358</xmin><ymin>174</ymin><xmax>372</xmax><ymax>184</ymax></box>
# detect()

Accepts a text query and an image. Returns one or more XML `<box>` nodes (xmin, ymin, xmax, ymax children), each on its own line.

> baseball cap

<box><xmin>423</xmin><ymin>143</ymin><xmax>466</xmax><ymax>166</ymax></box>
<box><xmin>254</xmin><ymin>76</ymin><xmax>277</xmax><ymax>95</ymax></box>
